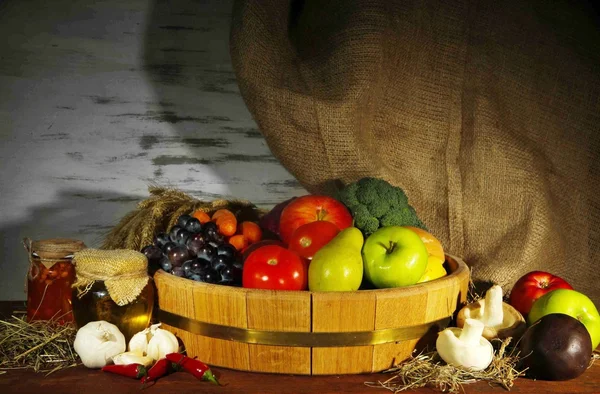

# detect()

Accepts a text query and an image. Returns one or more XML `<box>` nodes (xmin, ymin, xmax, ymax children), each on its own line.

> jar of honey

<box><xmin>71</xmin><ymin>249</ymin><xmax>154</xmax><ymax>341</ymax></box>
<box><xmin>25</xmin><ymin>238</ymin><xmax>87</xmax><ymax>324</ymax></box>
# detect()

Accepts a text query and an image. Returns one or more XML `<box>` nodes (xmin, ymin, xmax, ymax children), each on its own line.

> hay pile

<box><xmin>0</xmin><ymin>313</ymin><xmax>79</xmax><ymax>375</ymax></box>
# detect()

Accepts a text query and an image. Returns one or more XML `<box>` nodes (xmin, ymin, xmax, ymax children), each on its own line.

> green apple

<box><xmin>362</xmin><ymin>226</ymin><xmax>428</xmax><ymax>288</ymax></box>
<box><xmin>528</xmin><ymin>289</ymin><xmax>600</xmax><ymax>349</ymax></box>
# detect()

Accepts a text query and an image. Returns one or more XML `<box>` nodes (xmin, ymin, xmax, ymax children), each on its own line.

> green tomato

<box><xmin>362</xmin><ymin>226</ymin><xmax>428</xmax><ymax>288</ymax></box>
<box><xmin>528</xmin><ymin>289</ymin><xmax>600</xmax><ymax>350</ymax></box>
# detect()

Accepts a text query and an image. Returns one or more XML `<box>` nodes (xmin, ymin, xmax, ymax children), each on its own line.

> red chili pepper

<box><xmin>141</xmin><ymin>358</ymin><xmax>171</xmax><ymax>384</ymax></box>
<box><xmin>165</xmin><ymin>353</ymin><xmax>220</xmax><ymax>385</ymax></box>
<box><xmin>101</xmin><ymin>363</ymin><xmax>147</xmax><ymax>379</ymax></box>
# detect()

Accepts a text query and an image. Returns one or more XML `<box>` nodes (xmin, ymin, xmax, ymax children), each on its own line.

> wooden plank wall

<box><xmin>0</xmin><ymin>0</ymin><xmax>306</xmax><ymax>300</ymax></box>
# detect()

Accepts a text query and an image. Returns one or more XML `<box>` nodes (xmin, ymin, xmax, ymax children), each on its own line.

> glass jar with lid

<box><xmin>71</xmin><ymin>249</ymin><xmax>154</xmax><ymax>341</ymax></box>
<box><xmin>25</xmin><ymin>238</ymin><xmax>86</xmax><ymax>324</ymax></box>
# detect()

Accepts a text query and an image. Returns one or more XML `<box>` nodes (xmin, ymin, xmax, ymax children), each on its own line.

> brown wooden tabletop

<box><xmin>1</xmin><ymin>302</ymin><xmax>599</xmax><ymax>394</ymax></box>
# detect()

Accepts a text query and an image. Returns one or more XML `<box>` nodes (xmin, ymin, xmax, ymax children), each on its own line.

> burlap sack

<box><xmin>230</xmin><ymin>1</ymin><xmax>600</xmax><ymax>303</ymax></box>
<box><xmin>72</xmin><ymin>249</ymin><xmax>149</xmax><ymax>306</ymax></box>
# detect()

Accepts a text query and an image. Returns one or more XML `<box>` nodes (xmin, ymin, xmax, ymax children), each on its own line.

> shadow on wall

<box><xmin>0</xmin><ymin>188</ymin><xmax>141</xmax><ymax>301</ymax></box>
<box><xmin>140</xmin><ymin>0</ymin><xmax>304</xmax><ymax>204</ymax></box>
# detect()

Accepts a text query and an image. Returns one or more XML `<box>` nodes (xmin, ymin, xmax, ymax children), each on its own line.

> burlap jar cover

<box><xmin>230</xmin><ymin>0</ymin><xmax>600</xmax><ymax>304</ymax></box>
<box><xmin>72</xmin><ymin>249</ymin><xmax>149</xmax><ymax>306</ymax></box>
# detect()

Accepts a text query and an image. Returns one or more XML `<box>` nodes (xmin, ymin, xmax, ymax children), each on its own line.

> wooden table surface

<box><xmin>0</xmin><ymin>363</ymin><xmax>598</xmax><ymax>394</ymax></box>
<box><xmin>1</xmin><ymin>302</ymin><xmax>599</xmax><ymax>394</ymax></box>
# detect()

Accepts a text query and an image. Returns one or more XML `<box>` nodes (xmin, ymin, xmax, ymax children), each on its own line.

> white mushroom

<box><xmin>436</xmin><ymin>318</ymin><xmax>494</xmax><ymax>371</ymax></box>
<box><xmin>456</xmin><ymin>285</ymin><xmax>526</xmax><ymax>340</ymax></box>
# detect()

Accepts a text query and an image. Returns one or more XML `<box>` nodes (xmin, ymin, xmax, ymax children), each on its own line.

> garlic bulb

<box><xmin>128</xmin><ymin>323</ymin><xmax>178</xmax><ymax>361</ymax></box>
<box><xmin>74</xmin><ymin>321</ymin><xmax>126</xmax><ymax>369</ymax></box>
<box><xmin>112</xmin><ymin>351</ymin><xmax>154</xmax><ymax>367</ymax></box>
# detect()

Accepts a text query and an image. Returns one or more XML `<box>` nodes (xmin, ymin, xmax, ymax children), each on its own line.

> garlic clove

<box><xmin>112</xmin><ymin>351</ymin><xmax>154</xmax><ymax>367</ymax></box>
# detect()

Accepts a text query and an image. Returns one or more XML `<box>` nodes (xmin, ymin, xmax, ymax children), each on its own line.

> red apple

<box><xmin>509</xmin><ymin>271</ymin><xmax>573</xmax><ymax>317</ymax></box>
<box><xmin>278</xmin><ymin>195</ymin><xmax>353</xmax><ymax>244</ymax></box>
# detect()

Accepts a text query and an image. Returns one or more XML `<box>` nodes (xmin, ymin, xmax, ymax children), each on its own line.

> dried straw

<box><xmin>365</xmin><ymin>338</ymin><xmax>524</xmax><ymax>393</ymax></box>
<box><xmin>101</xmin><ymin>185</ymin><xmax>260</xmax><ymax>251</ymax></box>
<box><xmin>0</xmin><ymin>313</ymin><xmax>79</xmax><ymax>375</ymax></box>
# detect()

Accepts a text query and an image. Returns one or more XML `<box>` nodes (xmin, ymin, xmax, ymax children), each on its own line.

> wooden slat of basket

<box><xmin>246</xmin><ymin>290</ymin><xmax>311</xmax><ymax>374</ymax></box>
<box><xmin>372</xmin><ymin>256</ymin><xmax>470</xmax><ymax>371</ymax></box>
<box><xmin>154</xmin><ymin>273</ymin><xmax>199</xmax><ymax>362</ymax></box>
<box><xmin>372</xmin><ymin>285</ymin><xmax>428</xmax><ymax>372</ymax></box>
<box><xmin>311</xmin><ymin>291</ymin><xmax>376</xmax><ymax>374</ymax></box>
<box><xmin>192</xmin><ymin>282</ymin><xmax>250</xmax><ymax>371</ymax></box>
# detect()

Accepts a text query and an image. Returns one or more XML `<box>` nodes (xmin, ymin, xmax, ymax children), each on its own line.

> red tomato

<box><xmin>242</xmin><ymin>245</ymin><xmax>307</xmax><ymax>290</ymax></box>
<box><xmin>288</xmin><ymin>220</ymin><xmax>340</xmax><ymax>260</ymax></box>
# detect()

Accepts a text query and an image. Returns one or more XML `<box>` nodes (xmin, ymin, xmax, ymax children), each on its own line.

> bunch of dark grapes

<box><xmin>141</xmin><ymin>214</ymin><xmax>243</xmax><ymax>286</ymax></box>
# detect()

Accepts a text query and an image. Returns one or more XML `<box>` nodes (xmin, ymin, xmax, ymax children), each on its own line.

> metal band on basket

<box><xmin>157</xmin><ymin>309</ymin><xmax>451</xmax><ymax>347</ymax></box>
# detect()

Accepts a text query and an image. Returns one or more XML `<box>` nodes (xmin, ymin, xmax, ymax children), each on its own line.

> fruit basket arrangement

<box><xmin>100</xmin><ymin>181</ymin><xmax>471</xmax><ymax>375</ymax></box>
<box><xmin>4</xmin><ymin>179</ymin><xmax>598</xmax><ymax>390</ymax></box>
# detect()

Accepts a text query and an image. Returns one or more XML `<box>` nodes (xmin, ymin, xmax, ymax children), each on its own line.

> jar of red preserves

<box><xmin>24</xmin><ymin>238</ymin><xmax>86</xmax><ymax>324</ymax></box>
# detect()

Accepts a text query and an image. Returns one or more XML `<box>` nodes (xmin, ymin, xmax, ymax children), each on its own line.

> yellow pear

<box><xmin>308</xmin><ymin>227</ymin><xmax>364</xmax><ymax>291</ymax></box>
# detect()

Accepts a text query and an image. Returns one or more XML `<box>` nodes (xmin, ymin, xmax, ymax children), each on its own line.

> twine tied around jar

<box><xmin>72</xmin><ymin>248</ymin><xmax>149</xmax><ymax>306</ymax></box>
<box><xmin>23</xmin><ymin>238</ymin><xmax>86</xmax><ymax>279</ymax></box>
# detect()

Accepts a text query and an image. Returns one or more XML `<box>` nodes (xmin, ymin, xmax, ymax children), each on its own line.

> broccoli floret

<box><xmin>337</xmin><ymin>182</ymin><xmax>360</xmax><ymax>208</ymax></box>
<box><xmin>379</xmin><ymin>206</ymin><xmax>427</xmax><ymax>230</ymax></box>
<box><xmin>353</xmin><ymin>205</ymin><xmax>380</xmax><ymax>234</ymax></box>
<box><xmin>355</xmin><ymin>183</ymin><xmax>378</xmax><ymax>205</ymax></box>
<box><xmin>337</xmin><ymin>177</ymin><xmax>427</xmax><ymax>235</ymax></box>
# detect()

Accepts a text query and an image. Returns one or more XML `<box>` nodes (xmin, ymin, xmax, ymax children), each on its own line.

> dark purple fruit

<box><xmin>211</xmin><ymin>255</ymin><xmax>230</xmax><ymax>272</ymax></box>
<box><xmin>202</xmin><ymin>222</ymin><xmax>218</xmax><ymax>237</ymax></box>
<box><xmin>168</xmin><ymin>245</ymin><xmax>191</xmax><ymax>267</ymax></box>
<box><xmin>162</xmin><ymin>241</ymin><xmax>177</xmax><ymax>255</ymax></box>
<box><xmin>195</xmin><ymin>244</ymin><xmax>216</xmax><ymax>261</ymax></box>
<box><xmin>220</xmin><ymin>264</ymin><xmax>242</xmax><ymax>284</ymax></box>
<box><xmin>154</xmin><ymin>232</ymin><xmax>170</xmax><ymax>248</ymax></box>
<box><xmin>141</xmin><ymin>244</ymin><xmax>163</xmax><ymax>262</ymax></box>
<box><xmin>181</xmin><ymin>260</ymin><xmax>194</xmax><ymax>277</ymax></box>
<box><xmin>175</xmin><ymin>229</ymin><xmax>191</xmax><ymax>245</ymax></box>
<box><xmin>258</xmin><ymin>197</ymin><xmax>296</xmax><ymax>237</ymax></box>
<box><xmin>184</xmin><ymin>217</ymin><xmax>202</xmax><ymax>233</ymax></box>
<box><xmin>169</xmin><ymin>225</ymin><xmax>184</xmax><ymax>242</ymax></box>
<box><xmin>208</xmin><ymin>241</ymin><xmax>220</xmax><ymax>249</ymax></box>
<box><xmin>187</xmin><ymin>238</ymin><xmax>206</xmax><ymax>256</ymax></box>
<box><xmin>171</xmin><ymin>266</ymin><xmax>186</xmax><ymax>277</ymax></box>
<box><xmin>211</xmin><ymin>232</ymin><xmax>225</xmax><ymax>244</ymax></box>
<box><xmin>217</xmin><ymin>244</ymin><xmax>236</xmax><ymax>259</ymax></box>
<box><xmin>188</xmin><ymin>232</ymin><xmax>206</xmax><ymax>243</ymax></box>
<box><xmin>191</xmin><ymin>257</ymin><xmax>211</xmax><ymax>271</ymax></box>
<box><xmin>177</xmin><ymin>214</ymin><xmax>192</xmax><ymax>228</ymax></box>
<box><xmin>190</xmin><ymin>266</ymin><xmax>219</xmax><ymax>283</ymax></box>
<box><xmin>201</xmin><ymin>267</ymin><xmax>220</xmax><ymax>284</ymax></box>
<box><xmin>519</xmin><ymin>313</ymin><xmax>592</xmax><ymax>381</ymax></box>
<box><xmin>159</xmin><ymin>256</ymin><xmax>172</xmax><ymax>272</ymax></box>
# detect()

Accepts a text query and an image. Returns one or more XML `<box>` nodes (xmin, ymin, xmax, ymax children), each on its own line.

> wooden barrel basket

<box><xmin>154</xmin><ymin>255</ymin><xmax>469</xmax><ymax>375</ymax></box>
